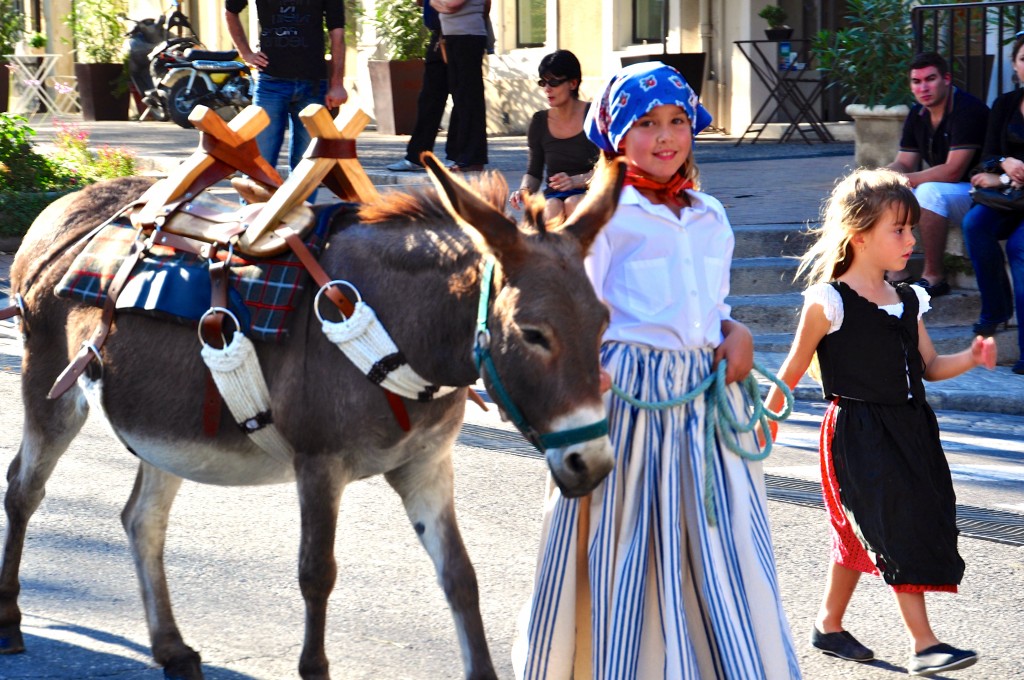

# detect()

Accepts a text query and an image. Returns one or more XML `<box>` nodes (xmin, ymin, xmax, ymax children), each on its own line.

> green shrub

<box><xmin>374</xmin><ymin>0</ymin><xmax>429</xmax><ymax>61</ymax></box>
<box><xmin>0</xmin><ymin>114</ymin><xmax>81</xmax><ymax>192</ymax></box>
<box><xmin>0</xmin><ymin>114</ymin><xmax>137</xmax><ymax>238</ymax></box>
<box><xmin>0</xmin><ymin>190</ymin><xmax>73</xmax><ymax>237</ymax></box>
<box><xmin>812</xmin><ymin>0</ymin><xmax>914</xmax><ymax>107</ymax></box>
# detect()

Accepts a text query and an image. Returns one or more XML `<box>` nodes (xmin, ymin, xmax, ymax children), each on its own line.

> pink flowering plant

<box><xmin>50</xmin><ymin>119</ymin><xmax>137</xmax><ymax>182</ymax></box>
<box><xmin>0</xmin><ymin>115</ymin><xmax>136</xmax><ymax>237</ymax></box>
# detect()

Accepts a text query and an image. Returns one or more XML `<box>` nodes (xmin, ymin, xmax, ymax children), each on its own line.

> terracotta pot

<box><xmin>845</xmin><ymin>104</ymin><xmax>910</xmax><ymax>168</ymax></box>
<box><xmin>75</xmin><ymin>62</ymin><xmax>130</xmax><ymax>121</ymax></box>
<box><xmin>368</xmin><ymin>59</ymin><xmax>426</xmax><ymax>135</ymax></box>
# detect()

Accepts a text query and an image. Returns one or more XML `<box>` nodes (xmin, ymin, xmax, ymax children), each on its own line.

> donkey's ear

<box><xmin>421</xmin><ymin>153</ymin><xmax>526</xmax><ymax>263</ymax></box>
<box><xmin>558</xmin><ymin>157</ymin><xmax>626</xmax><ymax>254</ymax></box>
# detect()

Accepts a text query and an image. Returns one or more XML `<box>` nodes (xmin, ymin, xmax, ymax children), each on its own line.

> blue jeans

<box><xmin>961</xmin><ymin>203</ymin><xmax>1024</xmax><ymax>354</ymax></box>
<box><xmin>252</xmin><ymin>74</ymin><xmax>326</xmax><ymax>171</ymax></box>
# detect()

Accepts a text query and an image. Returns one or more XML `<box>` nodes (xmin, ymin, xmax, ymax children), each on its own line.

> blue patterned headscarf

<box><xmin>584</xmin><ymin>61</ymin><xmax>712</xmax><ymax>154</ymax></box>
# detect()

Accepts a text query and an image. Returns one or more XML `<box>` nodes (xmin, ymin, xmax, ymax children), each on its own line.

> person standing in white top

<box><xmin>512</xmin><ymin>61</ymin><xmax>801</xmax><ymax>680</ymax></box>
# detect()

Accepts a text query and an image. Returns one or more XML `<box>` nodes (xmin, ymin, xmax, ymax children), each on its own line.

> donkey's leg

<box><xmin>385</xmin><ymin>452</ymin><xmax>497</xmax><ymax>680</ymax></box>
<box><xmin>294</xmin><ymin>454</ymin><xmax>349</xmax><ymax>680</ymax></box>
<box><xmin>121</xmin><ymin>462</ymin><xmax>203</xmax><ymax>680</ymax></box>
<box><xmin>0</xmin><ymin>392</ymin><xmax>88</xmax><ymax>653</ymax></box>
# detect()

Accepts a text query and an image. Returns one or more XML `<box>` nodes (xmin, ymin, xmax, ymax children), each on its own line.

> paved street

<box><xmin>0</xmin><ymin>373</ymin><xmax>1020</xmax><ymax>679</ymax></box>
<box><xmin>0</xmin><ymin>117</ymin><xmax>1021</xmax><ymax>678</ymax></box>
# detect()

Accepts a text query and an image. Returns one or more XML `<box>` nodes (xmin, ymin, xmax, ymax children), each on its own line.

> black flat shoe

<box><xmin>972</xmin><ymin>319</ymin><xmax>1010</xmax><ymax>336</ymax></box>
<box><xmin>810</xmin><ymin>626</ymin><xmax>874</xmax><ymax>662</ymax></box>
<box><xmin>914</xmin><ymin>278</ymin><xmax>951</xmax><ymax>297</ymax></box>
<box><xmin>1013</xmin><ymin>360</ymin><xmax>1024</xmax><ymax>375</ymax></box>
<box><xmin>908</xmin><ymin>643</ymin><xmax>978</xmax><ymax>676</ymax></box>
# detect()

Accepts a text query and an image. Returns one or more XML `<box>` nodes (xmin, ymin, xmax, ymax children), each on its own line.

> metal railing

<box><xmin>913</xmin><ymin>0</ymin><xmax>1024</xmax><ymax>105</ymax></box>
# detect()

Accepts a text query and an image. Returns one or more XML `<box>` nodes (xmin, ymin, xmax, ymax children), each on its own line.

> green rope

<box><xmin>609</xmin><ymin>359</ymin><xmax>793</xmax><ymax>526</ymax></box>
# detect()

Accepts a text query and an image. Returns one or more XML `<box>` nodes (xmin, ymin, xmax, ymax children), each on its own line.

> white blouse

<box><xmin>585</xmin><ymin>185</ymin><xmax>734</xmax><ymax>351</ymax></box>
<box><xmin>803</xmin><ymin>282</ymin><xmax>932</xmax><ymax>332</ymax></box>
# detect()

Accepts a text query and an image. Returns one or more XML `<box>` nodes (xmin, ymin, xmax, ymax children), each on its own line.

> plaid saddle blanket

<box><xmin>56</xmin><ymin>202</ymin><xmax>350</xmax><ymax>343</ymax></box>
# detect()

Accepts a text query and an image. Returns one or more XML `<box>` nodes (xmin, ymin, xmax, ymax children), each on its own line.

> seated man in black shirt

<box><xmin>886</xmin><ymin>52</ymin><xmax>989</xmax><ymax>297</ymax></box>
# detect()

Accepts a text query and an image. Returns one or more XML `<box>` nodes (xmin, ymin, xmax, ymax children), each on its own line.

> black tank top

<box><xmin>816</xmin><ymin>282</ymin><xmax>926</xmax><ymax>405</ymax></box>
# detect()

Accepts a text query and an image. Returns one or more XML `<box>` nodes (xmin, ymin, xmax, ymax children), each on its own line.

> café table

<box><xmin>734</xmin><ymin>40</ymin><xmax>835</xmax><ymax>145</ymax></box>
<box><xmin>4</xmin><ymin>53</ymin><xmax>62</xmax><ymax>115</ymax></box>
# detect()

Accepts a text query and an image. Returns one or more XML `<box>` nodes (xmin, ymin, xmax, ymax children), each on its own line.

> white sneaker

<box><xmin>386</xmin><ymin>158</ymin><xmax>425</xmax><ymax>172</ymax></box>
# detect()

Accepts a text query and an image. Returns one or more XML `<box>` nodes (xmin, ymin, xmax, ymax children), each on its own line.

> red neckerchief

<box><xmin>624</xmin><ymin>170</ymin><xmax>693</xmax><ymax>208</ymax></box>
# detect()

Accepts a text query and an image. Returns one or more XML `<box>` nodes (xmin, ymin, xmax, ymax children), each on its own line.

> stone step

<box><xmin>729</xmin><ymin>289</ymin><xmax>984</xmax><ymax>335</ymax></box>
<box><xmin>732</xmin><ymin>223</ymin><xmax>815</xmax><ymax>259</ymax></box>
<box><xmin>730</xmin><ymin>257</ymin><xmax>803</xmax><ymax>295</ymax></box>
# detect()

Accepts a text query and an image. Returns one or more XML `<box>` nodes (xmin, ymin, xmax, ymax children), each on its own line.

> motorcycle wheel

<box><xmin>167</xmin><ymin>77</ymin><xmax>211</xmax><ymax>129</ymax></box>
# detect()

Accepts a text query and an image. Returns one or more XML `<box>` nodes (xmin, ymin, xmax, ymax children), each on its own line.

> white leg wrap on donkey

<box><xmin>322</xmin><ymin>301</ymin><xmax>458</xmax><ymax>402</ymax></box>
<box><xmin>201</xmin><ymin>334</ymin><xmax>295</xmax><ymax>464</ymax></box>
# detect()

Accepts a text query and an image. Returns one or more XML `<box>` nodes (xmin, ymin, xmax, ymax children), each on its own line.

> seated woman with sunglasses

<box><xmin>509</xmin><ymin>50</ymin><xmax>599</xmax><ymax>222</ymax></box>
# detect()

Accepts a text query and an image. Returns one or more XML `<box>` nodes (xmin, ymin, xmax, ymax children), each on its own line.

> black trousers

<box><xmin>404</xmin><ymin>31</ymin><xmax>449</xmax><ymax>165</ymax></box>
<box><xmin>442</xmin><ymin>33</ymin><xmax>488</xmax><ymax>167</ymax></box>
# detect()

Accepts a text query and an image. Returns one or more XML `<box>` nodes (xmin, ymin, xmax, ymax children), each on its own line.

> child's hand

<box><xmin>715</xmin><ymin>322</ymin><xmax>754</xmax><ymax>384</ymax></box>
<box><xmin>972</xmin><ymin>335</ymin><xmax>997</xmax><ymax>369</ymax></box>
<box><xmin>600</xmin><ymin>368</ymin><xmax>611</xmax><ymax>394</ymax></box>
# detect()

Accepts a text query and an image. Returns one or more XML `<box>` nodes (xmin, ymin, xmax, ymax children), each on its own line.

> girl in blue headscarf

<box><xmin>512</xmin><ymin>62</ymin><xmax>801</xmax><ymax>679</ymax></box>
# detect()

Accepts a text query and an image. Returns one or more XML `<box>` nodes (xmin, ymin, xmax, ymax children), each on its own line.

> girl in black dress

<box><xmin>765</xmin><ymin>168</ymin><xmax>996</xmax><ymax>677</ymax></box>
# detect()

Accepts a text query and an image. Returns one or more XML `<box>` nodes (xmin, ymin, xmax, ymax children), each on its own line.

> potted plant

<box><xmin>368</xmin><ymin>0</ymin><xmax>430</xmax><ymax>135</ymax></box>
<box><xmin>66</xmin><ymin>0</ymin><xmax>130</xmax><ymax>121</ymax></box>
<box><xmin>758</xmin><ymin>5</ymin><xmax>792</xmax><ymax>41</ymax></box>
<box><xmin>0</xmin><ymin>0</ymin><xmax>23</xmax><ymax>114</ymax></box>
<box><xmin>25</xmin><ymin>30</ymin><xmax>46</xmax><ymax>54</ymax></box>
<box><xmin>813</xmin><ymin>0</ymin><xmax>914</xmax><ymax>167</ymax></box>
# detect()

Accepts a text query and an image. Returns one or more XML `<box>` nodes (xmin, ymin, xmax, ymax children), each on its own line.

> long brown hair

<box><xmin>797</xmin><ymin>168</ymin><xmax>919</xmax><ymax>285</ymax></box>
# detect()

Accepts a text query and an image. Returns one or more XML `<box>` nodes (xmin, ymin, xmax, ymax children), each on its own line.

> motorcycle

<box><xmin>123</xmin><ymin>1</ymin><xmax>203</xmax><ymax>122</ymax></box>
<box><xmin>123</xmin><ymin>15</ymin><xmax>168</xmax><ymax>121</ymax></box>
<box><xmin>160</xmin><ymin>50</ymin><xmax>252</xmax><ymax>129</ymax></box>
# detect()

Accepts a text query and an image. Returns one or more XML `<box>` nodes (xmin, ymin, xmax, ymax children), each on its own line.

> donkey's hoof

<box><xmin>163</xmin><ymin>650</ymin><xmax>203</xmax><ymax>680</ymax></box>
<box><xmin>0</xmin><ymin>625</ymin><xmax>25</xmax><ymax>654</ymax></box>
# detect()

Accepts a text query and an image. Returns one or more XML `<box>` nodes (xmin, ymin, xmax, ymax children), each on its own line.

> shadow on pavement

<box><xmin>2</xmin><ymin>626</ymin><xmax>259</xmax><ymax>679</ymax></box>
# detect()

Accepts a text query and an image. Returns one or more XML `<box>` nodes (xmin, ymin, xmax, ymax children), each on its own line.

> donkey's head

<box><xmin>423</xmin><ymin>153</ymin><xmax>624</xmax><ymax>497</ymax></box>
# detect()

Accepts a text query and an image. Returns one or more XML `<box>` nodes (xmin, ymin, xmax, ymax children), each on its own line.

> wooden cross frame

<box><xmin>238</xmin><ymin>103</ymin><xmax>379</xmax><ymax>251</ymax></box>
<box><xmin>134</xmin><ymin>105</ymin><xmax>283</xmax><ymax>228</ymax></box>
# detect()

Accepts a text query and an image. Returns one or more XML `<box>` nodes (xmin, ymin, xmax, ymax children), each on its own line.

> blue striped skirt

<box><xmin>513</xmin><ymin>343</ymin><xmax>801</xmax><ymax>679</ymax></box>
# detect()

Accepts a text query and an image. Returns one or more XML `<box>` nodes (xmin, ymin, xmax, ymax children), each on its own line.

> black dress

<box><xmin>816</xmin><ymin>281</ymin><xmax>964</xmax><ymax>587</ymax></box>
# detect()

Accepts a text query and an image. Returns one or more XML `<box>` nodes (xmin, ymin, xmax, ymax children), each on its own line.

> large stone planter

<box><xmin>75</xmin><ymin>62</ymin><xmax>130</xmax><ymax>121</ymax></box>
<box><xmin>368</xmin><ymin>59</ymin><xmax>425</xmax><ymax>135</ymax></box>
<box><xmin>846</xmin><ymin>104</ymin><xmax>909</xmax><ymax>168</ymax></box>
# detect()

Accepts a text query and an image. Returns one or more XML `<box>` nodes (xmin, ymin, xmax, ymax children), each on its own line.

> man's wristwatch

<box><xmin>1000</xmin><ymin>173</ymin><xmax>1012</xmax><ymax>186</ymax></box>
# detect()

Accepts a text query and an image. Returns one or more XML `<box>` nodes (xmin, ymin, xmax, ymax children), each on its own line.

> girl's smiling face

<box><xmin>621</xmin><ymin>104</ymin><xmax>692</xmax><ymax>183</ymax></box>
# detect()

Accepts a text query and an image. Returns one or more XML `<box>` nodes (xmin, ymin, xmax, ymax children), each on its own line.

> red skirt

<box><xmin>821</xmin><ymin>399</ymin><xmax>957</xmax><ymax>594</ymax></box>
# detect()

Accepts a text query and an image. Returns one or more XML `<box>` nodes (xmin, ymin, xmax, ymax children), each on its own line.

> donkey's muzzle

<box><xmin>547</xmin><ymin>436</ymin><xmax>615</xmax><ymax>498</ymax></box>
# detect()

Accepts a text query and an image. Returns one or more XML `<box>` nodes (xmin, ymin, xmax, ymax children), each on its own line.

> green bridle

<box><xmin>472</xmin><ymin>258</ymin><xmax>609</xmax><ymax>453</ymax></box>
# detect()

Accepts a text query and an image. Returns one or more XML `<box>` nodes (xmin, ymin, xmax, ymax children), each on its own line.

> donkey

<box><xmin>0</xmin><ymin>155</ymin><xmax>623</xmax><ymax>679</ymax></box>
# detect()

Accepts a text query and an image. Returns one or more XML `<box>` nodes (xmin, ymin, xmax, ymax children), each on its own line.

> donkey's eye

<box><xmin>522</xmin><ymin>327</ymin><xmax>551</xmax><ymax>350</ymax></box>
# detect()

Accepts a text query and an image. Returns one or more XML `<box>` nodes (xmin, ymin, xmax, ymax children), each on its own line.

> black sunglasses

<box><xmin>537</xmin><ymin>77</ymin><xmax>569</xmax><ymax>88</ymax></box>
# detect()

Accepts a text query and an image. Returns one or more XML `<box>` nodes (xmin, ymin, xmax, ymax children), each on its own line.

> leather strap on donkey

<box><xmin>278</xmin><ymin>227</ymin><xmax>411</xmax><ymax>431</ymax></box>
<box><xmin>48</xmin><ymin>231</ymin><xmax>148</xmax><ymax>399</ymax></box>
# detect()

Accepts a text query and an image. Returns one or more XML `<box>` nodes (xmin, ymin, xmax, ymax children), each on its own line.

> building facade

<box><xmin>30</xmin><ymin>0</ymin><xmax>847</xmax><ymax>136</ymax></box>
